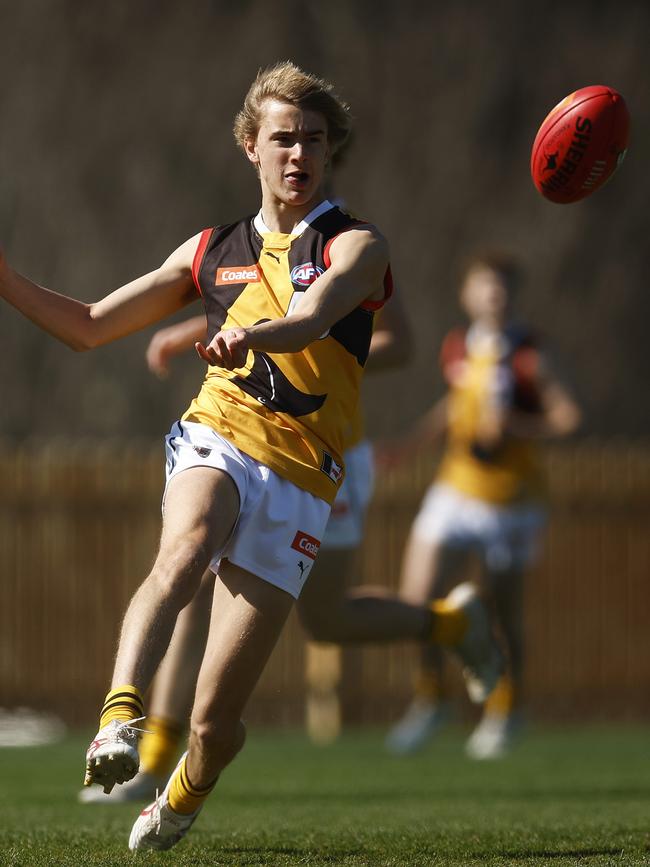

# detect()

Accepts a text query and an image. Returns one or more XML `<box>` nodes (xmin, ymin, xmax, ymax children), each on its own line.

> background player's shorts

<box><xmin>164</xmin><ymin>421</ymin><xmax>331</xmax><ymax>599</ymax></box>
<box><xmin>411</xmin><ymin>482</ymin><xmax>546</xmax><ymax>572</ymax></box>
<box><xmin>321</xmin><ymin>439</ymin><xmax>374</xmax><ymax>551</ymax></box>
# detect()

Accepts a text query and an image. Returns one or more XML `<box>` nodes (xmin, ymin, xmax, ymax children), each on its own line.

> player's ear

<box><xmin>244</xmin><ymin>137</ymin><xmax>259</xmax><ymax>166</ymax></box>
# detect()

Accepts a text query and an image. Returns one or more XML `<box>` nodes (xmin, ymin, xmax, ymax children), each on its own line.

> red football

<box><xmin>531</xmin><ymin>85</ymin><xmax>630</xmax><ymax>203</ymax></box>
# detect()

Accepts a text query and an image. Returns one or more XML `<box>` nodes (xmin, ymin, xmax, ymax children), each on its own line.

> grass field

<box><xmin>1</xmin><ymin>726</ymin><xmax>649</xmax><ymax>866</ymax></box>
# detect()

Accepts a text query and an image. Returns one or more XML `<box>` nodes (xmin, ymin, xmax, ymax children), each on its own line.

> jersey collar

<box><xmin>466</xmin><ymin>322</ymin><xmax>509</xmax><ymax>358</ymax></box>
<box><xmin>254</xmin><ymin>199</ymin><xmax>334</xmax><ymax>237</ymax></box>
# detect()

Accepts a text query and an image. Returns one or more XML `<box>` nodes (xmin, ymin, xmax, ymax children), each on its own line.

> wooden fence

<box><xmin>0</xmin><ymin>439</ymin><xmax>649</xmax><ymax>726</ymax></box>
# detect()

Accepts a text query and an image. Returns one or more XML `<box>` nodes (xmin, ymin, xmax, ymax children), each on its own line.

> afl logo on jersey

<box><xmin>290</xmin><ymin>262</ymin><xmax>323</xmax><ymax>287</ymax></box>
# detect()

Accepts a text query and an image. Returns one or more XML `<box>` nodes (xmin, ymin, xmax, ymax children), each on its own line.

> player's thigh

<box><xmin>485</xmin><ymin>565</ymin><xmax>525</xmax><ymax>631</ymax></box>
<box><xmin>157</xmin><ymin>466</ymin><xmax>240</xmax><ymax>565</ymax></box>
<box><xmin>191</xmin><ymin>560</ymin><xmax>294</xmax><ymax>726</ymax></box>
<box><xmin>400</xmin><ymin>533</ymin><xmax>471</xmax><ymax>605</ymax></box>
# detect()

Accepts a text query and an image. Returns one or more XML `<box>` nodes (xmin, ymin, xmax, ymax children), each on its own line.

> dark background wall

<box><xmin>1</xmin><ymin>0</ymin><xmax>648</xmax><ymax>440</ymax></box>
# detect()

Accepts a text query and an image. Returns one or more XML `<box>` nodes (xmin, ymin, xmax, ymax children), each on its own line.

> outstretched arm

<box><xmin>195</xmin><ymin>226</ymin><xmax>389</xmax><ymax>369</ymax></box>
<box><xmin>146</xmin><ymin>314</ymin><xmax>207</xmax><ymax>378</ymax></box>
<box><xmin>0</xmin><ymin>234</ymin><xmax>201</xmax><ymax>351</ymax></box>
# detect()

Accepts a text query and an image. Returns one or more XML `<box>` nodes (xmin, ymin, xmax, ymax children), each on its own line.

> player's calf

<box><xmin>187</xmin><ymin>717</ymin><xmax>247</xmax><ymax>782</ymax></box>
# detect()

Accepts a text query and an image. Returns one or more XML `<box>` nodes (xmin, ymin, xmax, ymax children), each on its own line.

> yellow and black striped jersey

<box><xmin>183</xmin><ymin>200</ymin><xmax>391</xmax><ymax>504</ymax></box>
<box><xmin>436</xmin><ymin>324</ymin><xmax>546</xmax><ymax>504</ymax></box>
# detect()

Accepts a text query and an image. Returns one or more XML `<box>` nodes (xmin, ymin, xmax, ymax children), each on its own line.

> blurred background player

<box><xmin>382</xmin><ymin>251</ymin><xmax>581</xmax><ymax>759</ymax></box>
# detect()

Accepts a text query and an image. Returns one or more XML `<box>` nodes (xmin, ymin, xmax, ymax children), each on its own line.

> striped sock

<box><xmin>412</xmin><ymin>669</ymin><xmax>447</xmax><ymax>703</ymax></box>
<box><xmin>168</xmin><ymin>755</ymin><xmax>217</xmax><ymax>815</ymax></box>
<box><xmin>139</xmin><ymin>715</ymin><xmax>184</xmax><ymax>778</ymax></box>
<box><xmin>484</xmin><ymin>674</ymin><xmax>515</xmax><ymax>717</ymax></box>
<box><xmin>99</xmin><ymin>686</ymin><xmax>145</xmax><ymax>729</ymax></box>
<box><xmin>430</xmin><ymin>599</ymin><xmax>469</xmax><ymax>646</ymax></box>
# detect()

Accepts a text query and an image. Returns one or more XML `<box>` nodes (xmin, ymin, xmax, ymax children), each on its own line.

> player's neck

<box><xmin>259</xmin><ymin>191</ymin><xmax>327</xmax><ymax>234</ymax></box>
<box><xmin>470</xmin><ymin>315</ymin><xmax>505</xmax><ymax>334</ymax></box>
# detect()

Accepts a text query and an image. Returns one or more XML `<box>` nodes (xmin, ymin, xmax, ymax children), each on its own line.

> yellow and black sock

<box><xmin>99</xmin><ymin>685</ymin><xmax>145</xmax><ymax>729</ymax></box>
<box><xmin>412</xmin><ymin>669</ymin><xmax>448</xmax><ymax>704</ymax></box>
<box><xmin>168</xmin><ymin>755</ymin><xmax>217</xmax><ymax>815</ymax></box>
<box><xmin>139</xmin><ymin>715</ymin><xmax>184</xmax><ymax>778</ymax></box>
<box><xmin>429</xmin><ymin>598</ymin><xmax>469</xmax><ymax>647</ymax></box>
<box><xmin>484</xmin><ymin>674</ymin><xmax>515</xmax><ymax>717</ymax></box>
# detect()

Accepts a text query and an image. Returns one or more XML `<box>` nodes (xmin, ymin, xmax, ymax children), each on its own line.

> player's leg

<box><xmin>126</xmin><ymin>568</ymin><xmax>215</xmax><ymax>799</ymax></box>
<box><xmin>84</xmin><ymin>465</ymin><xmax>240</xmax><ymax>794</ymax></box>
<box><xmin>298</xmin><ymin>443</ymin><xmax>441</xmax><ymax>644</ymax></box>
<box><xmin>386</xmin><ymin>530</ymin><xmax>471</xmax><ymax>753</ymax></box>
<box><xmin>466</xmin><ymin>507</ymin><xmax>545</xmax><ymax>759</ymax></box>
<box><xmin>298</xmin><ymin>545</ymin><xmax>433</xmax><ymax>642</ymax></box>
<box><xmin>79</xmin><ymin>569</ymin><xmax>215</xmax><ymax>804</ymax></box>
<box><xmin>465</xmin><ymin>564</ymin><xmax>525</xmax><ymax>759</ymax></box>
<box><xmin>129</xmin><ymin>561</ymin><xmax>295</xmax><ymax>851</ymax></box>
<box><xmin>139</xmin><ymin>569</ymin><xmax>215</xmax><ymax>783</ymax></box>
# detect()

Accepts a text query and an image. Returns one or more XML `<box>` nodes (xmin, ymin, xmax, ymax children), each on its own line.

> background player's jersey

<box><xmin>183</xmin><ymin>200</ymin><xmax>391</xmax><ymax>504</ymax></box>
<box><xmin>435</xmin><ymin>324</ymin><xmax>546</xmax><ymax>504</ymax></box>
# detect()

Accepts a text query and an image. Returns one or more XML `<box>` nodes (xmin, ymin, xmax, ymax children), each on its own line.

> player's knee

<box><xmin>149</xmin><ymin>536</ymin><xmax>212</xmax><ymax>604</ymax></box>
<box><xmin>190</xmin><ymin>717</ymin><xmax>246</xmax><ymax>771</ymax></box>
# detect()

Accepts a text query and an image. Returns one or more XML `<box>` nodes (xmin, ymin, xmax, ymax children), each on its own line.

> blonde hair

<box><xmin>233</xmin><ymin>61</ymin><xmax>352</xmax><ymax>154</ymax></box>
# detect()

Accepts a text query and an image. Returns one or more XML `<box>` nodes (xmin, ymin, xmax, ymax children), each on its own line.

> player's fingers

<box><xmin>213</xmin><ymin>334</ymin><xmax>231</xmax><ymax>368</ymax></box>
<box><xmin>195</xmin><ymin>341</ymin><xmax>221</xmax><ymax>366</ymax></box>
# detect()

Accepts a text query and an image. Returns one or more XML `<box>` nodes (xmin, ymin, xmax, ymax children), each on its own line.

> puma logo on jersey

<box><xmin>215</xmin><ymin>266</ymin><xmax>261</xmax><ymax>285</ymax></box>
<box><xmin>291</xmin><ymin>531</ymin><xmax>321</xmax><ymax>560</ymax></box>
<box><xmin>290</xmin><ymin>262</ymin><xmax>324</xmax><ymax>286</ymax></box>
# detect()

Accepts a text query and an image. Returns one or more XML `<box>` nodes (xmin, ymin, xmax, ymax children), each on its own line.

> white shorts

<box><xmin>164</xmin><ymin>421</ymin><xmax>331</xmax><ymax>599</ymax></box>
<box><xmin>411</xmin><ymin>483</ymin><xmax>546</xmax><ymax>572</ymax></box>
<box><xmin>321</xmin><ymin>439</ymin><xmax>374</xmax><ymax>550</ymax></box>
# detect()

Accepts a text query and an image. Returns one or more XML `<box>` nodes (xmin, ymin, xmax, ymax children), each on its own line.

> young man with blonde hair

<box><xmin>0</xmin><ymin>63</ymin><xmax>500</xmax><ymax>850</ymax></box>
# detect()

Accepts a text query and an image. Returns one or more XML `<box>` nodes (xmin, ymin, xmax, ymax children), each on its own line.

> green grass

<box><xmin>1</xmin><ymin>726</ymin><xmax>650</xmax><ymax>866</ymax></box>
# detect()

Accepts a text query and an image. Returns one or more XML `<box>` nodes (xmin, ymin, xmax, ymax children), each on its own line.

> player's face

<box><xmin>460</xmin><ymin>267</ymin><xmax>510</xmax><ymax>323</ymax></box>
<box><xmin>245</xmin><ymin>99</ymin><xmax>330</xmax><ymax>207</ymax></box>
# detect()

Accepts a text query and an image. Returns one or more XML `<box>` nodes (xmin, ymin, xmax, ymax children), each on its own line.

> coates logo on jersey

<box><xmin>290</xmin><ymin>262</ymin><xmax>323</xmax><ymax>287</ymax></box>
<box><xmin>215</xmin><ymin>266</ymin><xmax>261</xmax><ymax>285</ymax></box>
<box><xmin>291</xmin><ymin>531</ymin><xmax>321</xmax><ymax>561</ymax></box>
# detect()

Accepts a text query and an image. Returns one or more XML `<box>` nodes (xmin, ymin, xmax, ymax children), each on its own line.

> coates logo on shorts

<box><xmin>290</xmin><ymin>262</ymin><xmax>323</xmax><ymax>287</ymax></box>
<box><xmin>291</xmin><ymin>531</ymin><xmax>321</xmax><ymax>561</ymax></box>
<box><xmin>215</xmin><ymin>266</ymin><xmax>261</xmax><ymax>285</ymax></box>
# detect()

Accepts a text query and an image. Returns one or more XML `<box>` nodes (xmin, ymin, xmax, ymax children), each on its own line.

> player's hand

<box><xmin>195</xmin><ymin>328</ymin><xmax>249</xmax><ymax>370</ymax></box>
<box><xmin>146</xmin><ymin>332</ymin><xmax>174</xmax><ymax>379</ymax></box>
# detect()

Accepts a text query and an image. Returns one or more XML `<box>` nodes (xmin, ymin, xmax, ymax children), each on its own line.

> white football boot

<box><xmin>446</xmin><ymin>582</ymin><xmax>503</xmax><ymax>703</ymax></box>
<box><xmin>83</xmin><ymin>717</ymin><xmax>145</xmax><ymax>794</ymax></box>
<box><xmin>129</xmin><ymin>753</ymin><xmax>202</xmax><ymax>851</ymax></box>
<box><xmin>466</xmin><ymin>712</ymin><xmax>523</xmax><ymax>760</ymax></box>
<box><xmin>385</xmin><ymin>700</ymin><xmax>451</xmax><ymax>754</ymax></box>
<box><xmin>79</xmin><ymin>769</ymin><xmax>163</xmax><ymax>804</ymax></box>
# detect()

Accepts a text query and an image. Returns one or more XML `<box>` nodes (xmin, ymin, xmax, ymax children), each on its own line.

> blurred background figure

<box><xmin>382</xmin><ymin>252</ymin><xmax>581</xmax><ymax>758</ymax></box>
